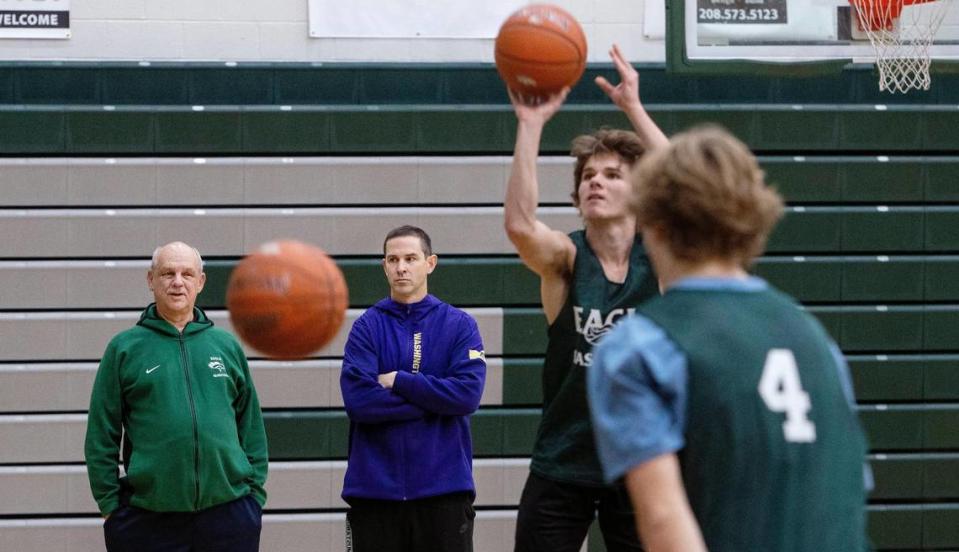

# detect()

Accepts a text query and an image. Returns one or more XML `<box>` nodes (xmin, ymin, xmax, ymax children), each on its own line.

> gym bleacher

<box><xmin>2</xmin><ymin>63</ymin><xmax>959</xmax><ymax>551</ymax></box>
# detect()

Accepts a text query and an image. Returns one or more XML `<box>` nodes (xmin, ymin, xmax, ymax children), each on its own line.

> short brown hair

<box><xmin>570</xmin><ymin>128</ymin><xmax>646</xmax><ymax>206</ymax></box>
<box><xmin>383</xmin><ymin>225</ymin><xmax>433</xmax><ymax>257</ymax></box>
<box><xmin>631</xmin><ymin>125</ymin><xmax>784</xmax><ymax>266</ymax></box>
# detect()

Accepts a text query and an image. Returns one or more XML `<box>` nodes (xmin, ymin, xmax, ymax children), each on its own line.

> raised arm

<box><xmin>340</xmin><ymin>318</ymin><xmax>427</xmax><ymax>424</ymax></box>
<box><xmin>504</xmin><ymin>88</ymin><xmax>577</xmax><ymax>280</ymax></box>
<box><xmin>595</xmin><ymin>44</ymin><xmax>668</xmax><ymax>151</ymax></box>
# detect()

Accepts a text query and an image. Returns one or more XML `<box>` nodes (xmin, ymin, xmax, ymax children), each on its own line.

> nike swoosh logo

<box><xmin>146</xmin><ymin>365</ymin><xmax>160</xmax><ymax>374</ymax></box>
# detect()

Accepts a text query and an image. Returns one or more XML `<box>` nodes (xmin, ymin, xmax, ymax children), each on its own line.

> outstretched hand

<box><xmin>594</xmin><ymin>44</ymin><xmax>642</xmax><ymax>112</ymax></box>
<box><xmin>508</xmin><ymin>87</ymin><xmax>569</xmax><ymax>127</ymax></box>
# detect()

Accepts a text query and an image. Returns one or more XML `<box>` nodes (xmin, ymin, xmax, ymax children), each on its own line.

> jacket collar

<box><xmin>137</xmin><ymin>303</ymin><xmax>214</xmax><ymax>337</ymax></box>
<box><xmin>374</xmin><ymin>294</ymin><xmax>441</xmax><ymax>320</ymax></box>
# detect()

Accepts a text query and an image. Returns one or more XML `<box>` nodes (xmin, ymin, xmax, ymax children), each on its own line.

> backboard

<box><xmin>667</xmin><ymin>0</ymin><xmax>959</xmax><ymax>77</ymax></box>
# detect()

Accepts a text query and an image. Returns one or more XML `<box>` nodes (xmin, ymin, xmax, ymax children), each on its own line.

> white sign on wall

<box><xmin>308</xmin><ymin>0</ymin><xmax>523</xmax><ymax>38</ymax></box>
<box><xmin>0</xmin><ymin>0</ymin><xmax>69</xmax><ymax>39</ymax></box>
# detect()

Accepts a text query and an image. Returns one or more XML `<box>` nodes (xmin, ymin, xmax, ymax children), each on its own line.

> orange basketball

<box><xmin>226</xmin><ymin>240</ymin><xmax>348</xmax><ymax>360</ymax></box>
<box><xmin>495</xmin><ymin>4</ymin><xmax>587</xmax><ymax>99</ymax></box>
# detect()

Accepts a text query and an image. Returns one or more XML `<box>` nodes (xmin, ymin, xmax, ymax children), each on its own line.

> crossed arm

<box><xmin>340</xmin><ymin>319</ymin><xmax>428</xmax><ymax>424</ymax></box>
<box><xmin>378</xmin><ymin>317</ymin><xmax>485</xmax><ymax>417</ymax></box>
<box><xmin>340</xmin><ymin>316</ymin><xmax>486</xmax><ymax>422</ymax></box>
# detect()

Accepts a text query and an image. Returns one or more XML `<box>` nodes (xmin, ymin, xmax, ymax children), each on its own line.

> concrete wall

<box><xmin>0</xmin><ymin>0</ymin><xmax>668</xmax><ymax>63</ymax></box>
<box><xmin>2</xmin><ymin>1</ymin><xmax>956</xmax><ymax>71</ymax></box>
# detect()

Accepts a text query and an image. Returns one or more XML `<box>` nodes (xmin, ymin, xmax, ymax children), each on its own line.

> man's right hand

<box><xmin>508</xmin><ymin>87</ymin><xmax>569</xmax><ymax>127</ymax></box>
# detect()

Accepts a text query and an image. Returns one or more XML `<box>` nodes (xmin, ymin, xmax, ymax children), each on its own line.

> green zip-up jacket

<box><xmin>84</xmin><ymin>304</ymin><xmax>268</xmax><ymax>516</ymax></box>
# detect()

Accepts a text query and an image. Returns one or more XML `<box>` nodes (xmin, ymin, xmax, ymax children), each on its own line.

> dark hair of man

<box><xmin>569</xmin><ymin>128</ymin><xmax>647</xmax><ymax>206</ymax></box>
<box><xmin>383</xmin><ymin>225</ymin><xmax>433</xmax><ymax>257</ymax></box>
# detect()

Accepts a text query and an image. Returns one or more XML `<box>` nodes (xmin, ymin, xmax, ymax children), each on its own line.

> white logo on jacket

<box><xmin>209</xmin><ymin>356</ymin><xmax>229</xmax><ymax>378</ymax></box>
<box><xmin>411</xmin><ymin>332</ymin><xmax>423</xmax><ymax>373</ymax></box>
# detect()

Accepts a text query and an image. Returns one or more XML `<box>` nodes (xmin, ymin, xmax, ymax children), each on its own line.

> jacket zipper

<box><xmin>402</xmin><ymin>308</ymin><xmax>413</xmax><ymax>500</ymax></box>
<box><xmin>178</xmin><ymin>331</ymin><xmax>201</xmax><ymax>510</ymax></box>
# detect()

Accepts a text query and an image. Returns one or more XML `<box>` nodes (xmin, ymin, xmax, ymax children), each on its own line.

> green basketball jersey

<box><xmin>638</xmin><ymin>286</ymin><xmax>868</xmax><ymax>551</ymax></box>
<box><xmin>530</xmin><ymin>230</ymin><xmax>659</xmax><ymax>485</ymax></box>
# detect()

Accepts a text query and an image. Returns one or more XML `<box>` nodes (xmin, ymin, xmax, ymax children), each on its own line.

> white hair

<box><xmin>151</xmin><ymin>242</ymin><xmax>204</xmax><ymax>271</ymax></box>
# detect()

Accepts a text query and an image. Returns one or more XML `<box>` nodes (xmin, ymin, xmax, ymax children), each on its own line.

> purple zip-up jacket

<box><xmin>340</xmin><ymin>294</ymin><xmax>486</xmax><ymax>501</ymax></box>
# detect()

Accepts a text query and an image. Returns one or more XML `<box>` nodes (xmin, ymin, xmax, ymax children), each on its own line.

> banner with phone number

<box><xmin>697</xmin><ymin>0</ymin><xmax>787</xmax><ymax>25</ymax></box>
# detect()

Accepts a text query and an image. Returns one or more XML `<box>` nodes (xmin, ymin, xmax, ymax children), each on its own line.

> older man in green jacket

<box><xmin>84</xmin><ymin>241</ymin><xmax>268</xmax><ymax>552</ymax></box>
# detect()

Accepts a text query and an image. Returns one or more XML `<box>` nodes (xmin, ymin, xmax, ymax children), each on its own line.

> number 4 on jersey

<box><xmin>758</xmin><ymin>349</ymin><xmax>817</xmax><ymax>443</ymax></box>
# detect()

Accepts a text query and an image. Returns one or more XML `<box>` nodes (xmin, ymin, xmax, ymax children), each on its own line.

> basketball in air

<box><xmin>227</xmin><ymin>240</ymin><xmax>348</xmax><ymax>359</ymax></box>
<box><xmin>494</xmin><ymin>3</ymin><xmax>587</xmax><ymax>99</ymax></box>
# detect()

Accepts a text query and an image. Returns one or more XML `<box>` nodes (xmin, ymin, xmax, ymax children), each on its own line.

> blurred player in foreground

<box><xmin>588</xmin><ymin>126</ymin><xmax>870</xmax><ymax>552</ymax></box>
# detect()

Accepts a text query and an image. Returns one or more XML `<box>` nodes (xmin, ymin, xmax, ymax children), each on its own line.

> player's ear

<box><xmin>426</xmin><ymin>254</ymin><xmax>438</xmax><ymax>275</ymax></box>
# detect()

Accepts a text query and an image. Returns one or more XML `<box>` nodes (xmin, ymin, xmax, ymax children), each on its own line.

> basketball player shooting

<box><xmin>505</xmin><ymin>44</ymin><xmax>668</xmax><ymax>552</ymax></box>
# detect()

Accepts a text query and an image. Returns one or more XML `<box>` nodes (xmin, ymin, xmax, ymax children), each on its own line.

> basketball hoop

<box><xmin>848</xmin><ymin>0</ymin><xmax>953</xmax><ymax>93</ymax></box>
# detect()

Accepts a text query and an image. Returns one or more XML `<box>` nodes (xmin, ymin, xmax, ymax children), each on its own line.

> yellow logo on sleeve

<box><xmin>469</xmin><ymin>349</ymin><xmax>486</xmax><ymax>363</ymax></box>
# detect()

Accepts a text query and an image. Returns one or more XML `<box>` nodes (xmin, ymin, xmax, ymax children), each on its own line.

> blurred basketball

<box><xmin>227</xmin><ymin>240</ymin><xmax>348</xmax><ymax>359</ymax></box>
<box><xmin>494</xmin><ymin>4</ymin><xmax>587</xmax><ymax>99</ymax></box>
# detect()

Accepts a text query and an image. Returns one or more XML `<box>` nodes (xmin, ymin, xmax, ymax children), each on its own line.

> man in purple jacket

<box><xmin>340</xmin><ymin>225</ymin><xmax>487</xmax><ymax>552</ymax></box>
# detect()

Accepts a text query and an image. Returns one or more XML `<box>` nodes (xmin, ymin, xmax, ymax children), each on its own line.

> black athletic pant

<box><xmin>346</xmin><ymin>491</ymin><xmax>475</xmax><ymax>552</ymax></box>
<box><xmin>514</xmin><ymin>472</ymin><xmax>643</xmax><ymax>552</ymax></box>
<box><xmin>103</xmin><ymin>494</ymin><xmax>261</xmax><ymax>552</ymax></box>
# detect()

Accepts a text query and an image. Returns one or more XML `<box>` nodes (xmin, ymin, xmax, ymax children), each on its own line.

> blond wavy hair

<box><xmin>631</xmin><ymin>125</ymin><xmax>784</xmax><ymax>267</ymax></box>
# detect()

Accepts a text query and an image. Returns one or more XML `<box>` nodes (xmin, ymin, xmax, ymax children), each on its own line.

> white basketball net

<box><xmin>850</xmin><ymin>0</ymin><xmax>953</xmax><ymax>93</ymax></box>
